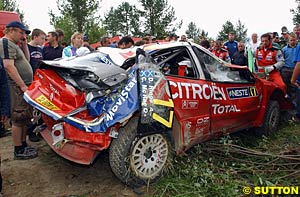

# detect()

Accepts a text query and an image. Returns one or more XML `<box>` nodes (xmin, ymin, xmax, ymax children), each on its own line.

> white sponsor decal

<box><xmin>169</xmin><ymin>81</ymin><xmax>226</xmax><ymax>100</ymax></box>
<box><xmin>49</xmin><ymin>83</ymin><xmax>61</xmax><ymax>96</ymax></box>
<box><xmin>212</xmin><ymin>104</ymin><xmax>240</xmax><ymax>114</ymax></box>
<box><xmin>106</xmin><ymin>78</ymin><xmax>137</xmax><ymax>121</ymax></box>
<box><xmin>196</xmin><ymin>117</ymin><xmax>210</xmax><ymax>125</ymax></box>
<box><xmin>182</xmin><ymin>100</ymin><xmax>199</xmax><ymax>109</ymax></box>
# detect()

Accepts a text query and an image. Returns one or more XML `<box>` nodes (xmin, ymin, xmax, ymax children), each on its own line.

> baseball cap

<box><xmin>83</xmin><ymin>34</ymin><xmax>89</xmax><ymax>41</ymax></box>
<box><xmin>6</xmin><ymin>21</ymin><xmax>31</xmax><ymax>35</ymax></box>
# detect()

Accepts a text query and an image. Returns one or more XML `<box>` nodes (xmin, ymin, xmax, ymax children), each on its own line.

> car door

<box><xmin>192</xmin><ymin>46</ymin><xmax>262</xmax><ymax>136</ymax></box>
<box><xmin>160</xmin><ymin>46</ymin><xmax>211</xmax><ymax>151</ymax></box>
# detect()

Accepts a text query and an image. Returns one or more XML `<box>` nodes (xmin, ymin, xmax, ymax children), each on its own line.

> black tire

<box><xmin>254</xmin><ymin>100</ymin><xmax>280</xmax><ymax>136</ymax></box>
<box><xmin>109</xmin><ymin>117</ymin><xmax>173</xmax><ymax>188</ymax></box>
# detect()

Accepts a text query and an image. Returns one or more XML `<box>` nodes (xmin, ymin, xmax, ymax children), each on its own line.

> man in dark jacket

<box><xmin>0</xmin><ymin>57</ymin><xmax>9</xmax><ymax>137</ymax></box>
<box><xmin>0</xmin><ymin>56</ymin><xmax>9</xmax><ymax>195</ymax></box>
<box><xmin>232</xmin><ymin>41</ymin><xmax>248</xmax><ymax>66</ymax></box>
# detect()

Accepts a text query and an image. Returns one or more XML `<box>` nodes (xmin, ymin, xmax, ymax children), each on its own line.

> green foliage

<box><xmin>185</xmin><ymin>22</ymin><xmax>200</xmax><ymax>42</ymax></box>
<box><xmin>291</xmin><ymin>0</ymin><xmax>300</xmax><ymax>25</ymax></box>
<box><xmin>103</xmin><ymin>2</ymin><xmax>142</xmax><ymax>36</ymax></box>
<box><xmin>217</xmin><ymin>20</ymin><xmax>235</xmax><ymax>41</ymax></box>
<box><xmin>185</xmin><ymin>22</ymin><xmax>209</xmax><ymax>44</ymax></box>
<box><xmin>138</xmin><ymin>0</ymin><xmax>182</xmax><ymax>39</ymax></box>
<box><xmin>153</xmin><ymin>123</ymin><xmax>300</xmax><ymax>196</ymax></box>
<box><xmin>49</xmin><ymin>0</ymin><xmax>104</xmax><ymax>43</ymax></box>
<box><xmin>217</xmin><ymin>20</ymin><xmax>247</xmax><ymax>42</ymax></box>
<box><xmin>235</xmin><ymin>19</ymin><xmax>248</xmax><ymax>42</ymax></box>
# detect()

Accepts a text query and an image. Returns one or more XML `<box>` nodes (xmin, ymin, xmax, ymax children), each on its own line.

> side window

<box><xmin>153</xmin><ymin>47</ymin><xmax>198</xmax><ymax>79</ymax></box>
<box><xmin>193</xmin><ymin>46</ymin><xmax>255</xmax><ymax>83</ymax></box>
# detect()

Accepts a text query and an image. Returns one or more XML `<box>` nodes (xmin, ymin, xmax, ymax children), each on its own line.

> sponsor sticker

<box><xmin>35</xmin><ymin>95</ymin><xmax>60</xmax><ymax>110</ymax></box>
<box><xmin>182</xmin><ymin>100</ymin><xmax>199</xmax><ymax>109</ymax></box>
<box><xmin>227</xmin><ymin>87</ymin><xmax>257</xmax><ymax>99</ymax></box>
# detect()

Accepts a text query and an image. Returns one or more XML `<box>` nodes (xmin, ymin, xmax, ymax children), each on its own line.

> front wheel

<box><xmin>254</xmin><ymin>100</ymin><xmax>280</xmax><ymax>136</ymax></box>
<box><xmin>109</xmin><ymin>118</ymin><xmax>173</xmax><ymax>187</ymax></box>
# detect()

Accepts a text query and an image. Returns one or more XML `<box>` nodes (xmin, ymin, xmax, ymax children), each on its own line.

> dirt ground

<box><xmin>0</xmin><ymin>132</ymin><xmax>149</xmax><ymax>197</ymax></box>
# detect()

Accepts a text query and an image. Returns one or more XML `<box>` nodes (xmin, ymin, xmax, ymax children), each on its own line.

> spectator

<box><xmin>256</xmin><ymin>33</ymin><xmax>286</xmax><ymax>94</ymax></box>
<box><xmin>211</xmin><ymin>40</ymin><xmax>231</xmax><ymax>63</ymax></box>
<box><xmin>247</xmin><ymin>33</ymin><xmax>260</xmax><ymax>55</ymax></box>
<box><xmin>0</xmin><ymin>21</ymin><xmax>38</xmax><ymax>159</ymax></box>
<box><xmin>199</xmin><ymin>39</ymin><xmax>210</xmax><ymax>50</ymax></box>
<box><xmin>134</xmin><ymin>40</ymin><xmax>145</xmax><ymax>46</ymax></box>
<box><xmin>293</xmin><ymin>25</ymin><xmax>300</xmax><ymax>42</ymax></box>
<box><xmin>0</xmin><ymin>57</ymin><xmax>9</xmax><ymax>138</ymax></box>
<box><xmin>142</xmin><ymin>37</ymin><xmax>151</xmax><ymax>44</ymax></box>
<box><xmin>61</xmin><ymin>41</ymin><xmax>68</xmax><ymax>48</ymax></box>
<box><xmin>143</xmin><ymin>34</ymin><xmax>152</xmax><ymax>44</ymax></box>
<box><xmin>62</xmin><ymin>32</ymin><xmax>89</xmax><ymax>58</ymax></box>
<box><xmin>232</xmin><ymin>41</ymin><xmax>247</xmax><ymax>66</ymax></box>
<box><xmin>55</xmin><ymin>28</ymin><xmax>64</xmax><ymax>45</ymax></box>
<box><xmin>180</xmin><ymin>34</ymin><xmax>187</xmax><ymax>42</ymax></box>
<box><xmin>82</xmin><ymin>34</ymin><xmax>94</xmax><ymax>52</ymax></box>
<box><xmin>100</xmin><ymin>36</ymin><xmax>111</xmax><ymax>47</ymax></box>
<box><xmin>272</xmin><ymin>32</ymin><xmax>281</xmax><ymax>48</ymax></box>
<box><xmin>118</xmin><ymin>36</ymin><xmax>134</xmax><ymax>49</ymax></box>
<box><xmin>42</xmin><ymin>31</ymin><xmax>64</xmax><ymax>60</ymax></box>
<box><xmin>169</xmin><ymin>33</ymin><xmax>178</xmax><ymax>42</ymax></box>
<box><xmin>27</xmin><ymin>28</ymin><xmax>46</xmax><ymax>142</ymax></box>
<box><xmin>0</xmin><ymin>56</ymin><xmax>9</xmax><ymax>197</ymax></box>
<box><xmin>28</xmin><ymin>28</ymin><xmax>46</xmax><ymax>73</ymax></box>
<box><xmin>224</xmin><ymin>32</ymin><xmax>238</xmax><ymax>61</ymax></box>
<box><xmin>281</xmin><ymin>33</ymin><xmax>298</xmax><ymax>103</ymax></box>
<box><xmin>291</xmin><ymin>43</ymin><xmax>300</xmax><ymax>119</ymax></box>
<box><xmin>280</xmin><ymin>26</ymin><xmax>289</xmax><ymax>48</ymax></box>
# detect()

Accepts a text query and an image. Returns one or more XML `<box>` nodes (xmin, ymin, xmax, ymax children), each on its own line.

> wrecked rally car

<box><xmin>24</xmin><ymin>42</ymin><xmax>292</xmax><ymax>187</ymax></box>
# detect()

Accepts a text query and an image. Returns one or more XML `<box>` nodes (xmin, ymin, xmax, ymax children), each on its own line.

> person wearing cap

<box><xmin>280</xmin><ymin>29</ymin><xmax>289</xmax><ymax>48</ymax></box>
<box><xmin>0</xmin><ymin>21</ymin><xmax>38</xmax><ymax>159</ymax></box>
<box><xmin>272</xmin><ymin>32</ymin><xmax>281</xmax><ymax>48</ymax></box>
<box><xmin>82</xmin><ymin>34</ymin><xmax>94</xmax><ymax>52</ymax></box>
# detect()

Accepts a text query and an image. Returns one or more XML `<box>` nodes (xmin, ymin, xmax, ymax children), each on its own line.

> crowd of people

<box><xmin>1</xmin><ymin>19</ymin><xmax>300</xmax><ymax>195</ymax></box>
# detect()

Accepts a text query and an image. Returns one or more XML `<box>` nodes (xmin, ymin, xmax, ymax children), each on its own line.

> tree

<box><xmin>185</xmin><ymin>22</ymin><xmax>208</xmax><ymax>43</ymax></box>
<box><xmin>49</xmin><ymin>0</ymin><xmax>104</xmax><ymax>43</ymax></box>
<box><xmin>291</xmin><ymin>0</ymin><xmax>300</xmax><ymax>25</ymax></box>
<box><xmin>103</xmin><ymin>2</ymin><xmax>142</xmax><ymax>36</ymax></box>
<box><xmin>0</xmin><ymin>0</ymin><xmax>26</xmax><ymax>23</ymax></box>
<box><xmin>235</xmin><ymin>19</ymin><xmax>247</xmax><ymax>42</ymax></box>
<box><xmin>185</xmin><ymin>22</ymin><xmax>200</xmax><ymax>40</ymax></box>
<box><xmin>217</xmin><ymin>20</ymin><xmax>247</xmax><ymax>42</ymax></box>
<box><xmin>138</xmin><ymin>0</ymin><xmax>182</xmax><ymax>39</ymax></box>
<box><xmin>217</xmin><ymin>21</ymin><xmax>235</xmax><ymax>41</ymax></box>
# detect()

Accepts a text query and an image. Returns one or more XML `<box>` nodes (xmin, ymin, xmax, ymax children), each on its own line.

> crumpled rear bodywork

<box><xmin>24</xmin><ymin>49</ymin><xmax>174</xmax><ymax>164</ymax></box>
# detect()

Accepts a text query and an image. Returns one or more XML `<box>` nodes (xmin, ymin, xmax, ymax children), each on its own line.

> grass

<box><xmin>151</xmin><ymin>122</ymin><xmax>300</xmax><ymax>197</ymax></box>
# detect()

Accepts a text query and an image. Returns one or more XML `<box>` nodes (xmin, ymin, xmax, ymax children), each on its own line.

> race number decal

<box><xmin>152</xmin><ymin>99</ymin><xmax>174</xmax><ymax>128</ymax></box>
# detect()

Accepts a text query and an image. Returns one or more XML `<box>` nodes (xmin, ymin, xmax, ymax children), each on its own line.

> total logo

<box><xmin>212</xmin><ymin>104</ymin><xmax>240</xmax><ymax>114</ymax></box>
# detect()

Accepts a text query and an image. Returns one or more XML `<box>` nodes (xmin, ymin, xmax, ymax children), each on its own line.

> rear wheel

<box><xmin>255</xmin><ymin>100</ymin><xmax>280</xmax><ymax>136</ymax></box>
<box><xmin>109</xmin><ymin>118</ymin><xmax>173</xmax><ymax>187</ymax></box>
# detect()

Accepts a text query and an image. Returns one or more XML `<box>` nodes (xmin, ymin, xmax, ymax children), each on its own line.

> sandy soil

<box><xmin>0</xmin><ymin>132</ymin><xmax>148</xmax><ymax>197</ymax></box>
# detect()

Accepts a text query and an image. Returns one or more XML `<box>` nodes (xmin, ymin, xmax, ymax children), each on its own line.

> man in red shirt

<box><xmin>211</xmin><ymin>40</ymin><xmax>231</xmax><ymax>63</ymax></box>
<box><xmin>256</xmin><ymin>33</ymin><xmax>286</xmax><ymax>94</ymax></box>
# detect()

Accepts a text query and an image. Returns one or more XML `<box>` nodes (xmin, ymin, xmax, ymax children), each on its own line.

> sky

<box><xmin>17</xmin><ymin>0</ymin><xmax>298</xmax><ymax>39</ymax></box>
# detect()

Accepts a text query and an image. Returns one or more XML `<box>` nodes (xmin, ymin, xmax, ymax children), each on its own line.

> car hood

<box><xmin>41</xmin><ymin>52</ymin><xmax>127</xmax><ymax>80</ymax></box>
